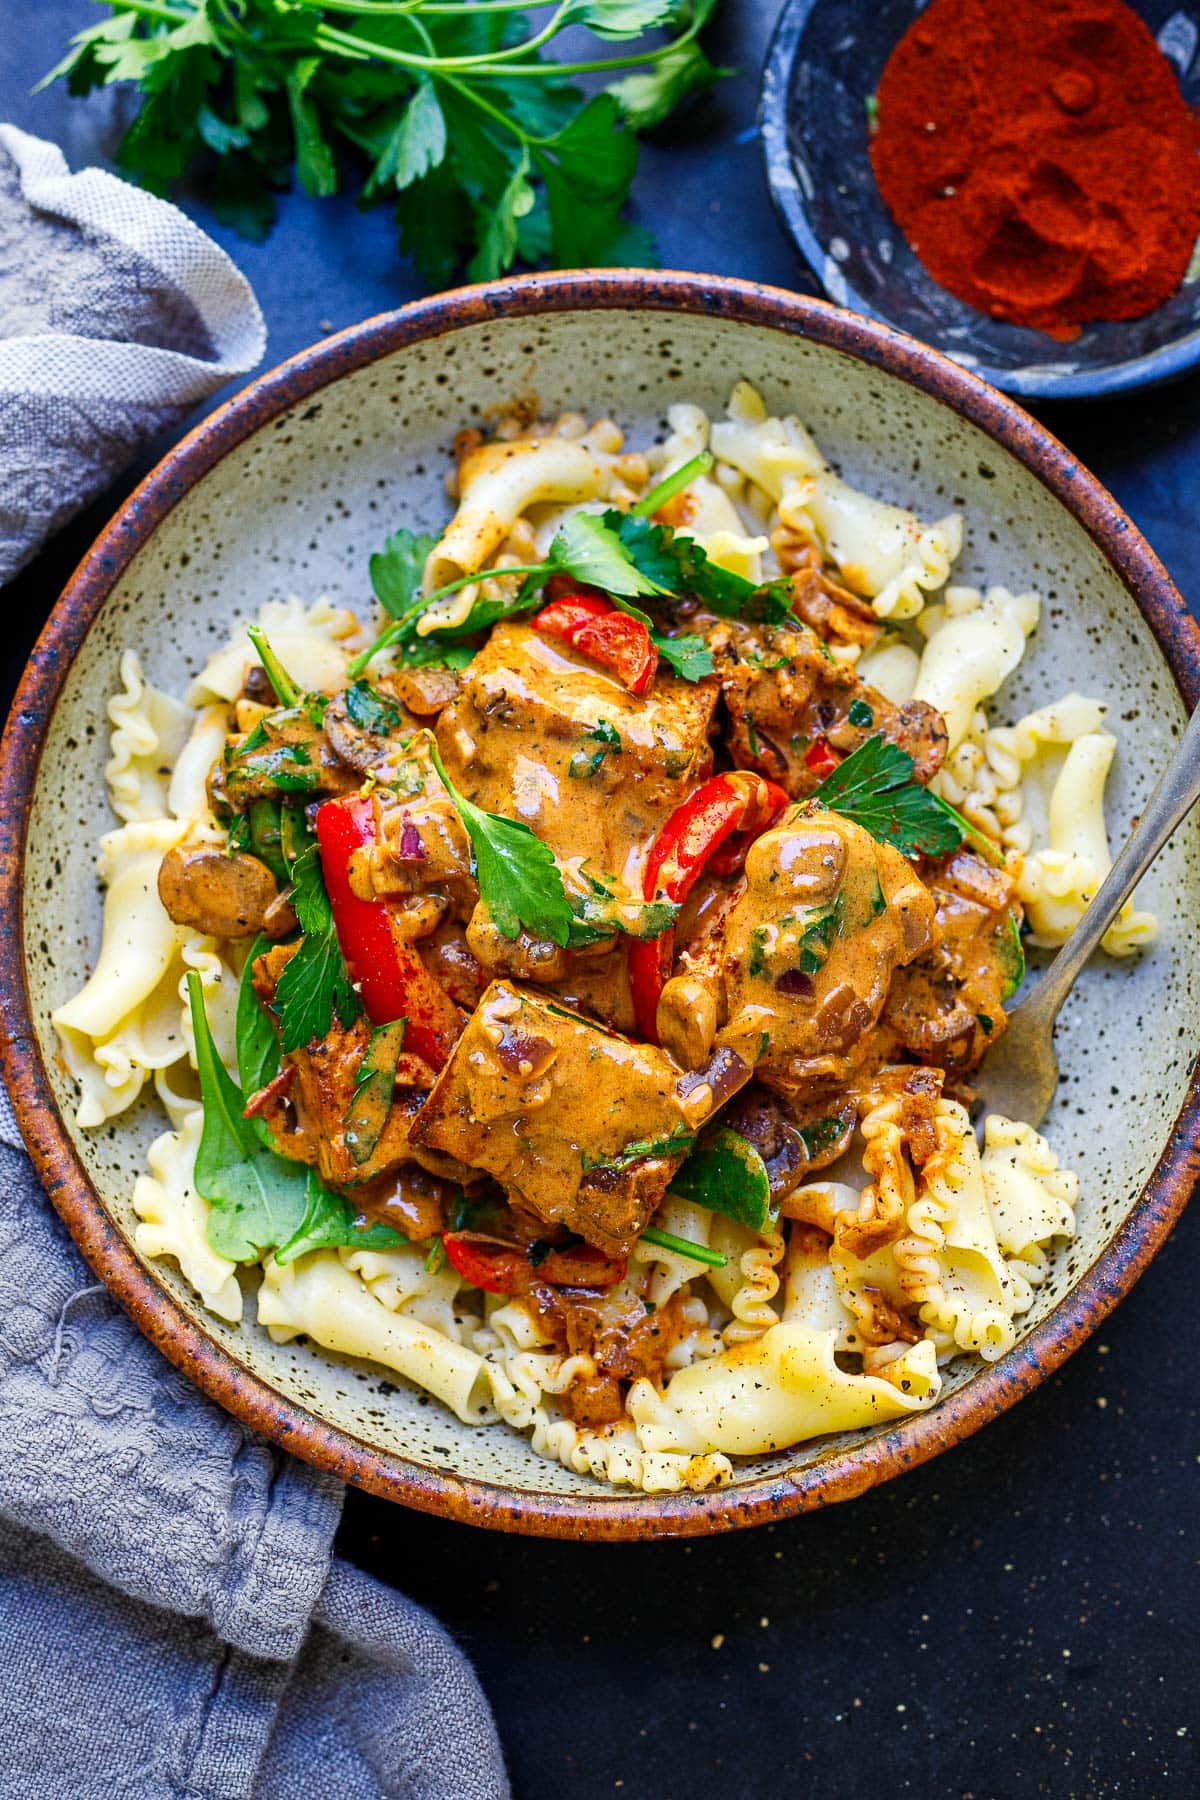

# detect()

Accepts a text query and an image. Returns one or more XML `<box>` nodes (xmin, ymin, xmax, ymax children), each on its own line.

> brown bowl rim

<box><xmin>2</xmin><ymin>269</ymin><xmax>1198</xmax><ymax>1541</ymax></box>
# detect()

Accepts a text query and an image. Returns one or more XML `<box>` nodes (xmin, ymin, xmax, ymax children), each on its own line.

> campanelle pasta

<box><xmin>52</xmin><ymin>386</ymin><xmax>1148</xmax><ymax>1496</ymax></box>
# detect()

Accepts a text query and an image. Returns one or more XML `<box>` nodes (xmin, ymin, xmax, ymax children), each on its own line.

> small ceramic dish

<box><xmin>760</xmin><ymin>0</ymin><xmax>1200</xmax><ymax>399</ymax></box>
<box><xmin>2</xmin><ymin>271</ymin><xmax>1199</xmax><ymax>1539</ymax></box>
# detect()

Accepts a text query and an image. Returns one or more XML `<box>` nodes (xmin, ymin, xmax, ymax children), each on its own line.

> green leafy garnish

<box><xmin>798</xmin><ymin>1116</ymin><xmax>847</xmax><ymax>1160</ymax></box>
<box><xmin>928</xmin><ymin>791</ymin><xmax>1006</xmax><ymax>867</ymax></box>
<box><xmin>44</xmin><ymin>2</ymin><xmax>725</xmax><ymax>283</ymax></box>
<box><xmin>997</xmin><ymin>911</ymin><xmax>1026</xmax><ymax>1001</ymax></box>
<box><xmin>603</xmin><ymin>510</ymin><xmax>794</xmax><ymax>623</ymax></box>
<box><xmin>344</xmin><ymin>680</ymin><xmax>404</xmax><ymax>737</ymax></box>
<box><xmin>275</xmin><ymin>841</ymin><xmax>361</xmax><ymax>1053</ymax></box>
<box><xmin>812</xmin><ymin>735</ymin><xmax>964</xmax><ymax>857</ymax></box>
<box><xmin>582</xmin><ymin>1127</ymin><xmax>696</xmax><ymax>1172</ymax></box>
<box><xmin>426</xmin><ymin>734</ymin><xmax>573</xmax><ymax>946</ymax></box>
<box><xmin>235</xmin><ymin>933</ymin><xmax>281</xmax><ymax>1149</ymax></box>
<box><xmin>351</xmin><ymin>504</ymin><xmax>779</xmax><ymax>679</ymax></box>
<box><xmin>247</xmin><ymin>624</ymin><xmax>300</xmax><ymax>709</ymax></box>
<box><xmin>566</xmin><ymin>892</ymin><xmax>679</xmax><ymax>946</ymax></box>
<box><xmin>551</xmin><ymin>511</ymin><xmax>668</xmax><ymax>600</ymax></box>
<box><xmin>796</xmin><ymin>892</ymin><xmax>846</xmax><ymax>975</ymax></box>
<box><xmin>669</xmin><ymin>1127</ymin><xmax>774</xmax><ymax>1232</ymax></box>
<box><xmin>276</xmin><ymin>1169</ymin><xmax>405</xmax><ymax>1265</ymax></box>
<box><xmin>188</xmin><ymin>970</ymin><xmax>311</xmax><ymax>1262</ymax></box>
<box><xmin>630</xmin><ymin>450</ymin><xmax>715</xmax><ymax>519</ymax></box>
<box><xmin>651</xmin><ymin>631</ymin><xmax>715</xmax><ymax>681</ymax></box>
<box><xmin>343</xmin><ymin>1020</ymin><xmax>408</xmax><ymax>1167</ymax></box>
<box><xmin>639</xmin><ymin>1225</ymin><xmax>727</xmax><ymax>1268</ymax></box>
<box><xmin>847</xmin><ymin>697</ymin><xmax>874</xmax><ymax>728</ymax></box>
<box><xmin>370</xmin><ymin>528</ymin><xmax>439</xmax><ymax>619</ymax></box>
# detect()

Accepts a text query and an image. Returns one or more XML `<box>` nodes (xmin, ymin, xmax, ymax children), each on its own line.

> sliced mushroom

<box><xmin>158</xmin><ymin>845</ymin><xmax>280</xmax><ymax>938</ymax></box>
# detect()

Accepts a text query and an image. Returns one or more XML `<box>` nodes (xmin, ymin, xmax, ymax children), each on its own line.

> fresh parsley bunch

<box><xmin>45</xmin><ymin>0</ymin><xmax>726</xmax><ymax>281</ymax></box>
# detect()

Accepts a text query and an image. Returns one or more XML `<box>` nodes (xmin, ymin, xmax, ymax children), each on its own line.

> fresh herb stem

<box><xmin>246</xmin><ymin>625</ymin><xmax>300</xmax><ymax>709</ymax></box>
<box><xmin>639</xmin><ymin>1225</ymin><xmax>727</xmax><ymax>1268</ymax></box>
<box><xmin>632</xmin><ymin>451</ymin><xmax>715</xmax><ymax>519</ymax></box>
<box><xmin>349</xmin><ymin>561</ymin><xmax>551</xmax><ymax>675</ymax></box>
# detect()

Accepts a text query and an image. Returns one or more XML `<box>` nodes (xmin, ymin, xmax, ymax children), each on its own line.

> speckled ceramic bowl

<box><xmin>2</xmin><ymin>272</ymin><xmax>1199</xmax><ymax>1538</ymax></box>
<box><xmin>760</xmin><ymin>0</ymin><xmax>1200</xmax><ymax>399</ymax></box>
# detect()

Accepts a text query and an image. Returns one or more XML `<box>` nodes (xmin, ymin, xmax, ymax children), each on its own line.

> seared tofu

<box><xmin>410</xmin><ymin>981</ymin><xmax>720</xmax><ymax>1256</ymax></box>
<box><xmin>435</xmin><ymin>621</ymin><xmax>718</xmax><ymax>891</ymax></box>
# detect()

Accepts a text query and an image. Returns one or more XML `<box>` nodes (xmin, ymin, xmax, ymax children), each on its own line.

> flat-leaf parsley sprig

<box><xmin>811</xmin><ymin>734</ymin><xmax>965</xmax><ymax>858</ymax></box>
<box><xmin>45</xmin><ymin>0</ymin><xmax>728</xmax><ymax>281</ymax></box>
<box><xmin>347</xmin><ymin>451</ymin><xmax>794</xmax><ymax>681</ymax></box>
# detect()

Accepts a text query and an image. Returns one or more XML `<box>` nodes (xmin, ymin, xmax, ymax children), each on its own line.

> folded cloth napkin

<box><xmin>0</xmin><ymin>126</ymin><xmax>509</xmax><ymax>1799</ymax></box>
<box><xmin>0</xmin><ymin>122</ymin><xmax>266</xmax><ymax>583</ymax></box>
<box><xmin>0</xmin><ymin>1087</ymin><xmax>509</xmax><ymax>1800</ymax></box>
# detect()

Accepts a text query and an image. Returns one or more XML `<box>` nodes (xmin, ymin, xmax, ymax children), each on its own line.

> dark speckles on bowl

<box><xmin>760</xmin><ymin>0</ymin><xmax>1200</xmax><ymax>399</ymax></box>
<box><xmin>1</xmin><ymin>271</ymin><xmax>1199</xmax><ymax>1538</ymax></box>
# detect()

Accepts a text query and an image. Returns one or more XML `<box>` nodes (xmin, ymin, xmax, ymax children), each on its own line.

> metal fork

<box><xmin>973</xmin><ymin>702</ymin><xmax>1200</xmax><ymax>1129</ymax></box>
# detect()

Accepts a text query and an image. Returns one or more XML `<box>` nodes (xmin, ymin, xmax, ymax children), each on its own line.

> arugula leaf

<box><xmin>426</xmin><ymin>736</ymin><xmax>573</xmax><ymax>946</ymax></box>
<box><xmin>274</xmin><ymin>842</ymin><xmax>361</xmax><ymax>1053</ymax></box>
<box><xmin>669</xmin><ymin>1127</ymin><xmax>775</xmax><ymax>1232</ymax></box>
<box><xmin>343</xmin><ymin>1020</ymin><xmax>408</xmax><ymax>1167</ymax></box>
<box><xmin>276</xmin><ymin>1170</ymin><xmax>406</xmax><ymax>1265</ymax></box>
<box><xmin>370</xmin><ymin>527</ymin><xmax>439</xmax><ymax>619</ymax></box>
<box><xmin>550</xmin><ymin>511</ymin><xmax>667</xmax><ymax>600</ymax></box>
<box><xmin>812</xmin><ymin>735</ymin><xmax>964</xmax><ymax>858</ymax></box>
<box><xmin>187</xmin><ymin>971</ymin><xmax>310</xmax><ymax>1263</ymax></box>
<box><xmin>651</xmin><ymin>631</ymin><xmax>714</xmax><ymax>681</ymax></box>
<box><xmin>235</xmin><ymin>935</ymin><xmax>282</xmax><ymax>1149</ymax></box>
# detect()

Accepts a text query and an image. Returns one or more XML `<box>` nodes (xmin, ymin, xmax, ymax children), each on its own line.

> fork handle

<box><xmin>1020</xmin><ymin>700</ymin><xmax>1200</xmax><ymax>1031</ymax></box>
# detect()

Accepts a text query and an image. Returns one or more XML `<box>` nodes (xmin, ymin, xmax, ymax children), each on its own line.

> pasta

<box><xmin>56</xmin><ymin>381</ymin><xmax>1142</xmax><ymax>1495</ymax></box>
<box><xmin>711</xmin><ymin>380</ymin><xmax>963</xmax><ymax>620</ymax></box>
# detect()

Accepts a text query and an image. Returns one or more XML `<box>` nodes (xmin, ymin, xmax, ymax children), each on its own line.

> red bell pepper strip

<box><xmin>315</xmin><ymin>794</ymin><xmax>461</xmax><ymax>1069</ymax></box>
<box><xmin>532</xmin><ymin>590</ymin><xmax>657</xmax><ymax>695</ymax></box>
<box><xmin>628</xmin><ymin>771</ymin><xmax>790</xmax><ymax>1044</ymax></box>
<box><xmin>804</xmin><ymin>734</ymin><xmax>839</xmax><ymax>778</ymax></box>
<box><xmin>442</xmin><ymin>1231</ymin><xmax>626</xmax><ymax>1295</ymax></box>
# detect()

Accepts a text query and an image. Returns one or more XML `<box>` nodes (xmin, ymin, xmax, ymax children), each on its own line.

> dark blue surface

<box><xmin>3</xmin><ymin>6</ymin><xmax>1199</xmax><ymax>1797</ymax></box>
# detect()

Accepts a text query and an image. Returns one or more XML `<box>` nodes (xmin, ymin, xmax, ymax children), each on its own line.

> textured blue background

<box><xmin>3</xmin><ymin>5</ymin><xmax>1198</xmax><ymax>1796</ymax></box>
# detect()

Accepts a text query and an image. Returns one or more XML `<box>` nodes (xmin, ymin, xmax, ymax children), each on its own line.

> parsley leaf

<box><xmin>812</xmin><ymin>735</ymin><xmax>964</xmax><ymax>857</ymax></box>
<box><xmin>606</xmin><ymin>511</ymin><xmax>793</xmax><ymax>621</ymax></box>
<box><xmin>550</xmin><ymin>511</ymin><xmax>667</xmax><ymax>599</ymax></box>
<box><xmin>651</xmin><ymin>631</ymin><xmax>715</xmax><ymax>681</ymax></box>
<box><xmin>46</xmin><ymin>2</ymin><xmax>727</xmax><ymax>282</ymax></box>
<box><xmin>370</xmin><ymin>527</ymin><xmax>439</xmax><ymax>619</ymax></box>
<box><xmin>275</xmin><ymin>841</ymin><xmax>361</xmax><ymax>1053</ymax></box>
<box><xmin>426</xmin><ymin>736</ymin><xmax>573</xmax><ymax>946</ymax></box>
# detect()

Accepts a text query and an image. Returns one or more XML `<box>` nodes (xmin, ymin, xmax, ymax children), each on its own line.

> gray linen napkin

<box><xmin>0</xmin><ymin>1085</ymin><xmax>509</xmax><ymax>1799</ymax></box>
<box><xmin>0</xmin><ymin>122</ymin><xmax>266</xmax><ymax>582</ymax></box>
<box><xmin>0</xmin><ymin>126</ymin><xmax>509</xmax><ymax>1799</ymax></box>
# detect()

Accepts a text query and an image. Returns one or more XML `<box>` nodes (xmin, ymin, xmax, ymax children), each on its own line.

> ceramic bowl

<box><xmin>3</xmin><ymin>272</ymin><xmax>1199</xmax><ymax>1540</ymax></box>
<box><xmin>760</xmin><ymin>0</ymin><xmax>1200</xmax><ymax>399</ymax></box>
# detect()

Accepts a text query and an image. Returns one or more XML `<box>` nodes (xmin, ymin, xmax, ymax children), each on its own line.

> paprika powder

<box><xmin>868</xmin><ymin>0</ymin><xmax>1200</xmax><ymax>338</ymax></box>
